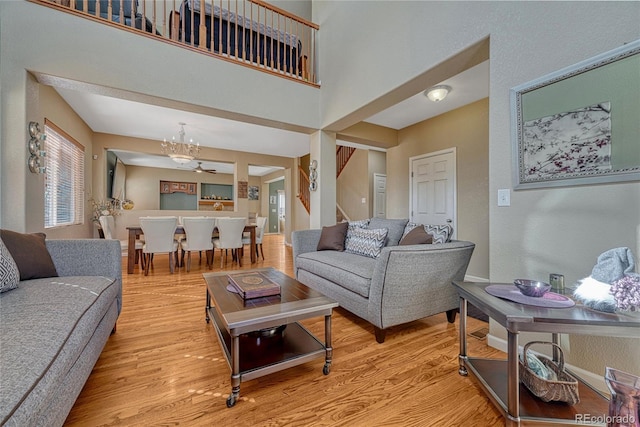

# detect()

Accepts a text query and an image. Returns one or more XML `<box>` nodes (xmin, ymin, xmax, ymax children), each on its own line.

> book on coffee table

<box><xmin>227</xmin><ymin>271</ymin><xmax>281</xmax><ymax>299</ymax></box>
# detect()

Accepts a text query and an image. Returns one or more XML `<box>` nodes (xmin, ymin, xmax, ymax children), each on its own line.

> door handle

<box><xmin>446</xmin><ymin>219</ymin><xmax>452</xmax><ymax>223</ymax></box>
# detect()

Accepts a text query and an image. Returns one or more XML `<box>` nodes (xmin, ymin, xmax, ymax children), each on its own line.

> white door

<box><xmin>410</xmin><ymin>148</ymin><xmax>456</xmax><ymax>238</ymax></box>
<box><xmin>373</xmin><ymin>173</ymin><xmax>387</xmax><ymax>218</ymax></box>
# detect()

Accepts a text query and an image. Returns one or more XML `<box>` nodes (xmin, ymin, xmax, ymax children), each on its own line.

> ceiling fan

<box><xmin>180</xmin><ymin>161</ymin><xmax>216</xmax><ymax>174</ymax></box>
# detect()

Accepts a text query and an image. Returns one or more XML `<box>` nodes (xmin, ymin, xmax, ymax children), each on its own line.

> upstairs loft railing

<box><xmin>32</xmin><ymin>0</ymin><xmax>319</xmax><ymax>85</ymax></box>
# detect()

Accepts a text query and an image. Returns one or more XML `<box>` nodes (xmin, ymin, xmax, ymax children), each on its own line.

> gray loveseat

<box><xmin>292</xmin><ymin>219</ymin><xmax>475</xmax><ymax>343</ymax></box>
<box><xmin>0</xmin><ymin>238</ymin><xmax>122</xmax><ymax>426</ymax></box>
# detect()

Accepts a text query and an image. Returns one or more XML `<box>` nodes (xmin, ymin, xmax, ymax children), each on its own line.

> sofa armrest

<box><xmin>291</xmin><ymin>229</ymin><xmax>322</xmax><ymax>276</ymax></box>
<box><xmin>46</xmin><ymin>239</ymin><xmax>123</xmax><ymax>312</ymax></box>
<box><xmin>368</xmin><ymin>240</ymin><xmax>475</xmax><ymax>328</ymax></box>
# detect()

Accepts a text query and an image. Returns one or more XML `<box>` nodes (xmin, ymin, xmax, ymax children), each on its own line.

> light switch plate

<box><xmin>497</xmin><ymin>189</ymin><xmax>510</xmax><ymax>206</ymax></box>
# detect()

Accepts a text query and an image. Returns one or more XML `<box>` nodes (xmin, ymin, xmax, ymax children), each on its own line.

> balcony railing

<box><xmin>32</xmin><ymin>0</ymin><xmax>319</xmax><ymax>85</ymax></box>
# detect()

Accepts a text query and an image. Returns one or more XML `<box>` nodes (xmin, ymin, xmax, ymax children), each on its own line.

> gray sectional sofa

<box><xmin>292</xmin><ymin>218</ymin><xmax>475</xmax><ymax>343</ymax></box>
<box><xmin>0</xmin><ymin>237</ymin><xmax>122</xmax><ymax>427</ymax></box>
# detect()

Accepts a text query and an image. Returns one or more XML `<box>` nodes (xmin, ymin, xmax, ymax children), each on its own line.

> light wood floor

<box><xmin>65</xmin><ymin>234</ymin><xmax>505</xmax><ymax>426</ymax></box>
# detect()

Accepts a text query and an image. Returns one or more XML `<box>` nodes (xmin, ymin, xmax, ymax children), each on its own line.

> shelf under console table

<box><xmin>452</xmin><ymin>281</ymin><xmax>640</xmax><ymax>426</ymax></box>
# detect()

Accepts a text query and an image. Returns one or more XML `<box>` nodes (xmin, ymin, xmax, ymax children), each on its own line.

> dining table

<box><xmin>126</xmin><ymin>224</ymin><xmax>257</xmax><ymax>274</ymax></box>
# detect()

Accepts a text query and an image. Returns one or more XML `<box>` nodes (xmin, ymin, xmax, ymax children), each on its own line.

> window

<box><xmin>44</xmin><ymin>119</ymin><xmax>85</xmax><ymax>228</ymax></box>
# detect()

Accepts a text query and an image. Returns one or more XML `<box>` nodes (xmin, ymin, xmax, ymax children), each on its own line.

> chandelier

<box><xmin>161</xmin><ymin>122</ymin><xmax>200</xmax><ymax>164</ymax></box>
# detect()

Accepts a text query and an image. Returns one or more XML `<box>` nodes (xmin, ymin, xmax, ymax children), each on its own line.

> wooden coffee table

<box><xmin>203</xmin><ymin>268</ymin><xmax>338</xmax><ymax>407</ymax></box>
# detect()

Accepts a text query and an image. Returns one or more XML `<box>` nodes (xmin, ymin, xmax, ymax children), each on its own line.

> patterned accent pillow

<box><xmin>345</xmin><ymin>219</ymin><xmax>371</xmax><ymax>249</ymax></box>
<box><xmin>424</xmin><ymin>224</ymin><xmax>453</xmax><ymax>244</ymax></box>
<box><xmin>347</xmin><ymin>219</ymin><xmax>370</xmax><ymax>231</ymax></box>
<box><xmin>402</xmin><ymin>223</ymin><xmax>453</xmax><ymax>244</ymax></box>
<box><xmin>344</xmin><ymin>227</ymin><xmax>388</xmax><ymax>259</ymax></box>
<box><xmin>0</xmin><ymin>238</ymin><xmax>20</xmax><ymax>293</ymax></box>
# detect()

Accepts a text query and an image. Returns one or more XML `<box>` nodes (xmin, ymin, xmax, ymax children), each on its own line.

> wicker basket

<box><xmin>519</xmin><ymin>341</ymin><xmax>580</xmax><ymax>405</ymax></box>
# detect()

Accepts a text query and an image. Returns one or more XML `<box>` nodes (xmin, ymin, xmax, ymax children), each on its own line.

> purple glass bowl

<box><xmin>514</xmin><ymin>279</ymin><xmax>552</xmax><ymax>297</ymax></box>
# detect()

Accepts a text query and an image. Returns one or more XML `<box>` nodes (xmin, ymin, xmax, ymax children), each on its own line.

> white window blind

<box><xmin>44</xmin><ymin>119</ymin><xmax>85</xmax><ymax>228</ymax></box>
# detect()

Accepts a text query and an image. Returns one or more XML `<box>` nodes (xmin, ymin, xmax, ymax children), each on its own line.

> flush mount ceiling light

<box><xmin>161</xmin><ymin>122</ymin><xmax>200</xmax><ymax>164</ymax></box>
<box><xmin>424</xmin><ymin>85</ymin><xmax>452</xmax><ymax>102</ymax></box>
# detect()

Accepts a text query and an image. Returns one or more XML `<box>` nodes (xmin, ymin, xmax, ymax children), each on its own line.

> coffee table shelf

<box><xmin>208</xmin><ymin>305</ymin><xmax>327</xmax><ymax>381</ymax></box>
<box><xmin>204</xmin><ymin>268</ymin><xmax>338</xmax><ymax>407</ymax></box>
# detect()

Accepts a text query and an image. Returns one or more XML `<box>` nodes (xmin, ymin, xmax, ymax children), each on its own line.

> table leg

<box><xmin>323</xmin><ymin>313</ymin><xmax>333</xmax><ymax>375</ymax></box>
<box><xmin>458</xmin><ymin>296</ymin><xmax>468</xmax><ymax>376</ymax></box>
<box><xmin>507</xmin><ymin>330</ymin><xmax>520</xmax><ymax>425</ymax></box>
<box><xmin>227</xmin><ymin>334</ymin><xmax>241</xmax><ymax>407</ymax></box>
<box><xmin>250</xmin><ymin>227</ymin><xmax>256</xmax><ymax>264</ymax></box>
<box><xmin>127</xmin><ymin>228</ymin><xmax>136</xmax><ymax>274</ymax></box>
<box><xmin>552</xmin><ymin>332</ymin><xmax>560</xmax><ymax>362</ymax></box>
<box><xmin>205</xmin><ymin>288</ymin><xmax>211</xmax><ymax>323</ymax></box>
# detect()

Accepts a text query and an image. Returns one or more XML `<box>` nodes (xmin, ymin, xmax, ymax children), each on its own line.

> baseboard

<box><xmin>464</xmin><ymin>275</ymin><xmax>489</xmax><ymax>282</ymax></box>
<box><xmin>486</xmin><ymin>334</ymin><xmax>608</xmax><ymax>394</ymax></box>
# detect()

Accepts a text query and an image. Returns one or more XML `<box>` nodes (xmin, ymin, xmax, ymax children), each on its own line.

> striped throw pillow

<box><xmin>345</xmin><ymin>227</ymin><xmax>388</xmax><ymax>259</ymax></box>
<box><xmin>0</xmin><ymin>238</ymin><xmax>20</xmax><ymax>293</ymax></box>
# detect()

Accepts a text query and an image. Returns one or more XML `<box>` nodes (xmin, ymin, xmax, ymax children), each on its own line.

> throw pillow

<box><xmin>345</xmin><ymin>218</ymin><xmax>371</xmax><ymax>250</ymax></box>
<box><xmin>347</xmin><ymin>219</ymin><xmax>370</xmax><ymax>231</ymax></box>
<box><xmin>423</xmin><ymin>224</ymin><xmax>453</xmax><ymax>244</ymax></box>
<box><xmin>0</xmin><ymin>229</ymin><xmax>58</xmax><ymax>280</ymax></box>
<box><xmin>403</xmin><ymin>222</ymin><xmax>420</xmax><ymax>237</ymax></box>
<box><xmin>368</xmin><ymin>218</ymin><xmax>409</xmax><ymax>246</ymax></box>
<box><xmin>0</xmin><ymin>238</ymin><xmax>20</xmax><ymax>293</ymax></box>
<box><xmin>344</xmin><ymin>227</ymin><xmax>388</xmax><ymax>259</ymax></box>
<box><xmin>317</xmin><ymin>222</ymin><xmax>349</xmax><ymax>251</ymax></box>
<box><xmin>399</xmin><ymin>226</ymin><xmax>433</xmax><ymax>246</ymax></box>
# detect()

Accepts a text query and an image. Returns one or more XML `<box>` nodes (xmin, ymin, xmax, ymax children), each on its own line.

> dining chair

<box><xmin>99</xmin><ymin>215</ymin><xmax>145</xmax><ymax>269</ymax></box>
<box><xmin>139</xmin><ymin>216</ymin><xmax>179</xmax><ymax>275</ymax></box>
<box><xmin>213</xmin><ymin>217</ymin><xmax>246</xmax><ymax>268</ymax></box>
<box><xmin>180</xmin><ymin>216</ymin><xmax>216</xmax><ymax>272</ymax></box>
<box><xmin>242</xmin><ymin>216</ymin><xmax>267</xmax><ymax>260</ymax></box>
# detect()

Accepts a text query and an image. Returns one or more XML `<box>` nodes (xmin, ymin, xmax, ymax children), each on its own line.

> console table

<box><xmin>453</xmin><ymin>281</ymin><xmax>640</xmax><ymax>427</ymax></box>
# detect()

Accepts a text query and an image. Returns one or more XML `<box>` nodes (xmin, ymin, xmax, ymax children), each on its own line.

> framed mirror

<box><xmin>511</xmin><ymin>39</ymin><xmax>640</xmax><ymax>190</ymax></box>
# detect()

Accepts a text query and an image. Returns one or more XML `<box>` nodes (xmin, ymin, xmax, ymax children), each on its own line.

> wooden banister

<box><xmin>337</xmin><ymin>146</ymin><xmax>356</xmax><ymax>178</ymax></box>
<box><xmin>298</xmin><ymin>166</ymin><xmax>310</xmax><ymax>214</ymax></box>
<box><xmin>297</xmin><ymin>146</ymin><xmax>355</xmax><ymax>216</ymax></box>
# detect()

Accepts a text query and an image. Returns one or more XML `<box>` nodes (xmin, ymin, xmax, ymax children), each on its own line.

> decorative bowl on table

<box><xmin>514</xmin><ymin>279</ymin><xmax>552</xmax><ymax>297</ymax></box>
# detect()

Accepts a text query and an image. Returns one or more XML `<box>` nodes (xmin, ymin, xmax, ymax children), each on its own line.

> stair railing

<box><xmin>298</xmin><ymin>165</ymin><xmax>310</xmax><ymax>214</ymax></box>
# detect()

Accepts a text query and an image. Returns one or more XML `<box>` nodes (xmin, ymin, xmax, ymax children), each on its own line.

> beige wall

<box><xmin>337</xmin><ymin>149</ymin><xmax>369</xmax><ymax>221</ymax></box>
<box><xmin>35</xmin><ymin>84</ymin><xmax>95</xmax><ymax>238</ymax></box>
<box><xmin>387</xmin><ymin>99</ymin><xmax>489</xmax><ymax>280</ymax></box>
<box><xmin>335</xmin><ymin>148</ymin><xmax>387</xmax><ymax>221</ymax></box>
<box><xmin>367</xmin><ymin>150</ymin><xmax>386</xmax><ymax>218</ymax></box>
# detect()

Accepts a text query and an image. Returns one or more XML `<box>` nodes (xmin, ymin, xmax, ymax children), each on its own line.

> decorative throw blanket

<box><xmin>573</xmin><ymin>247</ymin><xmax>640</xmax><ymax>312</ymax></box>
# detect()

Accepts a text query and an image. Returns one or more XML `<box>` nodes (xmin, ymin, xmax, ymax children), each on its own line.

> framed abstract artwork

<box><xmin>248</xmin><ymin>185</ymin><xmax>259</xmax><ymax>200</ymax></box>
<box><xmin>511</xmin><ymin>39</ymin><xmax>640</xmax><ymax>189</ymax></box>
